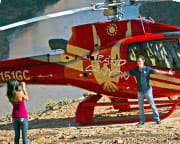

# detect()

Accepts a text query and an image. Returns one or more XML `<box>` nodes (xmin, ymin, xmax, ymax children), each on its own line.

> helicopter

<box><xmin>0</xmin><ymin>0</ymin><xmax>180</xmax><ymax>125</ymax></box>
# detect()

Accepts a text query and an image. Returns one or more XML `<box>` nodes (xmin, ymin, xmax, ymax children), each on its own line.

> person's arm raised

<box><xmin>157</xmin><ymin>69</ymin><xmax>175</xmax><ymax>75</ymax></box>
<box><xmin>111</xmin><ymin>72</ymin><xmax>128</xmax><ymax>78</ymax></box>
<box><xmin>20</xmin><ymin>82</ymin><xmax>29</xmax><ymax>101</ymax></box>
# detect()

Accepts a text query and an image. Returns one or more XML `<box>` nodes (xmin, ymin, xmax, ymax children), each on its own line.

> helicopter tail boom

<box><xmin>0</xmin><ymin>54</ymin><xmax>66</xmax><ymax>85</ymax></box>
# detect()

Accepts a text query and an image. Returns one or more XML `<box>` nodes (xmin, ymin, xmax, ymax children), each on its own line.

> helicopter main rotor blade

<box><xmin>0</xmin><ymin>6</ymin><xmax>93</xmax><ymax>31</ymax></box>
<box><xmin>131</xmin><ymin>0</ymin><xmax>180</xmax><ymax>2</ymax></box>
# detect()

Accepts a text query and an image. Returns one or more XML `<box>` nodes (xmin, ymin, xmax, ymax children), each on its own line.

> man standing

<box><xmin>111</xmin><ymin>55</ymin><xmax>174</xmax><ymax>125</ymax></box>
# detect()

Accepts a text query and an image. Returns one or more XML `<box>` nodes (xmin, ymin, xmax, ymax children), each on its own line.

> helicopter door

<box><xmin>127</xmin><ymin>39</ymin><xmax>180</xmax><ymax>70</ymax></box>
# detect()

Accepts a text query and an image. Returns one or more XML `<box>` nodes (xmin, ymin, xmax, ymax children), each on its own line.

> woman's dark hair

<box><xmin>7</xmin><ymin>78</ymin><xmax>21</xmax><ymax>102</ymax></box>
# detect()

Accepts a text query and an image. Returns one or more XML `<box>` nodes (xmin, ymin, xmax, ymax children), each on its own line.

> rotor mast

<box><xmin>92</xmin><ymin>0</ymin><xmax>125</xmax><ymax>22</ymax></box>
<box><xmin>103</xmin><ymin>0</ymin><xmax>124</xmax><ymax>21</ymax></box>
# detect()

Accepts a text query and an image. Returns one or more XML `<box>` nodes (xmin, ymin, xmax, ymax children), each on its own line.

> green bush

<box><xmin>45</xmin><ymin>99</ymin><xmax>57</xmax><ymax>111</ymax></box>
<box><xmin>58</xmin><ymin>99</ymin><xmax>72</xmax><ymax>107</ymax></box>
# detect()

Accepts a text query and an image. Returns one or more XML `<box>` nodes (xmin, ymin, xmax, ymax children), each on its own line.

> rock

<box><xmin>113</xmin><ymin>139</ymin><xmax>123</xmax><ymax>144</ymax></box>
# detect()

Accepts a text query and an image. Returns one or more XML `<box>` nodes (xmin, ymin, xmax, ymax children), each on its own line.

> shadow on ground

<box><xmin>0</xmin><ymin>117</ymin><xmax>77</xmax><ymax>130</ymax></box>
<box><xmin>1</xmin><ymin>105</ymin><xmax>178</xmax><ymax>130</ymax></box>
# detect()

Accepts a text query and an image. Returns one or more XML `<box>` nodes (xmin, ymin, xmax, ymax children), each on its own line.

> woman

<box><xmin>7</xmin><ymin>78</ymin><xmax>29</xmax><ymax>144</ymax></box>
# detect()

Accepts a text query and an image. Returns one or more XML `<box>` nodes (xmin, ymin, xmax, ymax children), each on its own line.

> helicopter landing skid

<box><xmin>75</xmin><ymin>95</ymin><xmax>180</xmax><ymax>125</ymax></box>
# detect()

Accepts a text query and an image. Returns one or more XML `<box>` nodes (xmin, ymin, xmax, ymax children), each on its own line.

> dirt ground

<box><xmin>0</xmin><ymin>96</ymin><xmax>180</xmax><ymax>144</ymax></box>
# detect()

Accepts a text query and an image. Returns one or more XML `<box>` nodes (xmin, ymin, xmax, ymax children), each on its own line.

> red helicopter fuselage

<box><xmin>1</xmin><ymin>19</ymin><xmax>180</xmax><ymax>102</ymax></box>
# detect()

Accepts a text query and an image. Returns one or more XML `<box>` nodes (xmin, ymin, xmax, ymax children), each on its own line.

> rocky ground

<box><xmin>0</xmin><ymin>96</ymin><xmax>180</xmax><ymax>144</ymax></box>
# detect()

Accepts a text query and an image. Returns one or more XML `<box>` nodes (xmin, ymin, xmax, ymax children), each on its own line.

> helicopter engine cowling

<box><xmin>49</xmin><ymin>39</ymin><xmax>67</xmax><ymax>51</ymax></box>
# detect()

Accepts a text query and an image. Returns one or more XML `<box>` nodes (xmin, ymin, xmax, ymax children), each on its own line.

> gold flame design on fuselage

<box><xmin>90</xmin><ymin>24</ymin><xmax>126</xmax><ymax>92</ymax></box>
<box><xmin>150</xmin><ymin>74</ymin><xmax>180</xmax><ymax>90</ymax></box>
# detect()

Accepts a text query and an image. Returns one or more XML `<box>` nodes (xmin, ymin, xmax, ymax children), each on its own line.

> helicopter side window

<box><xmin>166</xmin><ymin>40</ymin><xmax>180</xmax><ymax>69</ymax></box>
<box><xmin>142</xmin><ymin>40</ymin><xmax>170</xmax><ymax>68</ymax></box>
<box><xmin>142</xmin><ymin>39</ymin><xmax>180</xmax><ymax>70</ymax></box>
<box><xmin>127</xmin><ymin>42</ymin><xmax>141</xmax><ymax>62</ymax></box>
<box><xmin>127</xmin><ymin>39</ymin><xmax>180</xmax><ymax>70</ymax></box>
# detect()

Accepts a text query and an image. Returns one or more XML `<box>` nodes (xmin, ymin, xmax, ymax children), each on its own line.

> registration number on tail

<box><xmin>0</xmin><ymin>70</ymin><xmax>30</xmax><ymax>82</ymax></box>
